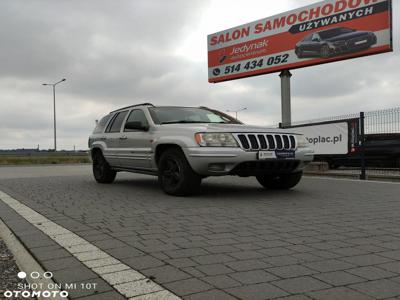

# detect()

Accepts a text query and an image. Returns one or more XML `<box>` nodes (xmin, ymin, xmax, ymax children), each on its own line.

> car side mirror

<box><xmin>312</xmin><ymin>37</ymin><xmax>320</xmax><ymax>42</ymax></box>
<box><xmin>125</xmin><ymin>121</ymin><xmax>149</xmax><ymax>131</ymax></box>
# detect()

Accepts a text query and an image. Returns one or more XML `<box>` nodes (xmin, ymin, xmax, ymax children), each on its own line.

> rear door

<box><xmin>119</xmin><ymin>109</ymin><xmax>152</xmax><ymax>169</ymax></box>
<box><xmin>103</xmin><ymin>111</ymin><xmax>128</xmax><ymax>167</ymax></box>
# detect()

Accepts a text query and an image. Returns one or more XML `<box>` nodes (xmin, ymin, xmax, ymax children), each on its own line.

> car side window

<box><xmin>107</xmin><ymin>111</ymin><xmax>128</xmax><ymax>133</ymax></box>
<box><xmin>312</xmin><ymin>34</ymin><xmax>320</xmax><ymax>41</ymax></box>
<box><xmin>124</xmin><ymin>109</ymin><xmax>149</xmax><ymax>132</ymax></box>
<box><xmin>93</xmin><ymin>114</ymin><xmax>112</xmax><ymax>134</ymax></box>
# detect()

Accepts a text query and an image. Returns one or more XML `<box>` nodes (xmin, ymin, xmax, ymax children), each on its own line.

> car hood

<box><xmin>326</xmin><ymin>31</ymin><xmax>371</xmax><ymax>42</ymax></box>
<box><xmin>158</xmin><ymin>123</ymin><xmax>299</xmax><ymax>134</ymax></box>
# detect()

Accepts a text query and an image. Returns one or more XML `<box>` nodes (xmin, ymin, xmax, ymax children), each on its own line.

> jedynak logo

<box><xmin>3</xmin><ymin>271</ymin><xmax>69</xmax><ymax>298</ymax></box>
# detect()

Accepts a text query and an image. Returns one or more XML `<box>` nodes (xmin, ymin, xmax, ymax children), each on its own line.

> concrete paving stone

<box><xmin>185</xmin><ymin>289</ymin><xmax>237</xmax><ymax>300</ymax></box>
<box><xmin>205</xmin><ymin>238</ymin><xmax>237</xmax><ymax>246</ymax></box>
<box><xmin>225</xmin><ymin>259</ymin><xmax>270</xmax><ymax>271</ymax></box>
<box><xmin>380</xmin><ymin>241</ymin><xmax>400</xmax><ymax>250</ymax></box>
<box><xmin>377</xmin><ymin>261</ymin><xmax>400</xmax><ymax>273</ymax></box>
<box><xmin>378</xmin><ymin>250</ymin><xmax>400</xmax><ymax>260</ymax></box>
<box><xmin>84</xmin><ymin>234</ymin><xmax>112</xmax><ymax>242</ymax></box>
<box><xmin>19</xmin><ymin>234</ymin><xmax>56</xmax><ymax>248</ymax></box>
<box><xmin>341</xmin><ymin>254</ymin><xmax>394</xmax><ymax>266</ymax></box>
<box><xmin>84</xmin><ymin>257</ymin><xmax>121</xmax><ymax>268</ymax></box>
<box><xmin>354</xmin><ymin>244</ymin><xmax>388</xmax><ymax>253</ymax></box>
<box><xmin>129</xmin><ymin>290</ymin><xmax>181</xmax><ymax>300</ymax></box>
<box><xmin>228</xmin><ymin>282</ymin><xmax>288</xmax><ymax>300</ymax></box>
<box><xmin>255</xmin><ymin>240</ymin><xmax>292</xmax><ymax>248</ymax></box>
<box><xmin>192</xmin><ymin>254</ymin><xmax>235</xmax><ymax>265</ymax></box>
<box><xmin>92</xmin><ymin>238</ymin><xmax>128</xmax><ymax>250</ymax></box>
<box><xmin>285</xmin><ymin>244</ymin><xmax>315</xmax><ymax>253</ymax></box>
<box><xmin>150</xmin><ymin>252</ymin><xmax>170</xmax><ymax>260</ymax></box>
<box><xmin>309</xmin><ymin>250</ymin><xmax>341</xmax><ymax>259</ymax></box>
<box><xmin>106</xmin><ymin>246</ymin><xmax>144</xmax><ymax>259</ymax></box>
<box><xmin>52</xmin><ymin>266</ymin><xmax>99</xmax><ymax>284</ymax></box>
<box><xmin>268</xmin><ymin>264</ymin><xmax>317</xmax><ymax>278</ymax></box>
<box><xmin>167</xmin><ymin>258</ymin><xmax>198</xmax><ymax>268</ymax></box>
<box><xmin>313</xmin><ymin>270</ymin><xmax>365</xmax><ymax>286</ymax></box>
<box><xmin>92</xmin><ymin>263</ymin><xmax>130</xmax><ymax>275</ymax></box>
<box><xmin>31</xmin><ymin>247</ymin><xmax>71</xmax><ymax>261</ymax></box>
<box><xmin>273</xmin><ymin>276</ymin><xmax>331</xmax><ymax>294</ymax></box>
<box><xmin>101</xmin><ymin>269</ymin><xmax>145</xmax><ymax>285</ymax></box>
<box><xmin>73</xmin><ymin>291</ymin><xmax>126</xmax><ymax>300</ymax></box>
<box><xmin>74</xmin><ymin>250</ymin><xmax>109</xmax><ymax>262</ymax></box>
<box><xmin>182</xmin><ymin>266</ymin><xmax>206</xmax><ymax>278</ymax></box>
<box><xmin>114</xmin><ymin>279</ymin><xmax>163</xmax><ymax>298</ymax></box>
<box><xmin>67</xmin><ymin>243</ymin><xmax>99</xmax><ymax>254</ymax></box>
<box><xmin>274</xmin><ymin>295</ymin><xmax>312</xmax><ymax>300</ymax></box>
<box><xmin>306</xmin><ymin>286</ymin><xmax>375</xmax><ymax>300</ymax></box>
<box><xmin>349</xmin><ymin>279</ymin><xmax>400</xmax><ymax>299</ymax></box>
<box><xmin>65</xmin><ymin>277</ymin><xmax>113</xmax><ymax>299</ymax></box>
<box><xmin>195</xmin><ymin>264</ymin><xmax>234</xmax><ymax>276</ymax></box>
<box><xmin>141</xmin><ymin>265</ymin><xmax>191</xmax><ymax>283</ymax></box>
<box><xmin>202</xmin><ymin>245</ymin><xmax>239</xmax><ymax>254</ymax></box>
<box><xmin>202</xmin><ymin>275</ymin><xmax>241</xmax><ymax>289</ymax></box>
<box><xmin>228</xmin><ymin>250</ymin><xmax>264</xmax><ymax>260</ymax></box>
<box><xmin>41</xmin><ymin>256</ymin><xmax>83</xmax><ymax>272</ymax></box>
<box><xmin>258</xmin><ymin>247</ymin><xmax>295</xmax><ymax>257</ymax></box>
<box><xmin>164</xmin><ymin>248</ymin><xmax>209</xmax><ymax>259</ymax></box>
<box><xmin>330</xmin><ymin>247</ymin><xmax>368</xmax><ymax>257</ymax></box>
<box><xmin>304</xmin><ymin>259</ymin><xmax>355</xmax><ymax>272</ymax></box>
<box><xmin>291</xmin><ymin>252</ymin><xmax>324</xmax><ymax>263</ymax></box>
<box><xmin>264</xmin><ymin>255</ymin><xmax>302</xmax><ymax>267</ymax></box>
<box><xmin>164</xmin><ymin>278</ymin><xmax>212</xmax><ymax>296</ymax></box>
<box><xmin>229</xmin><ymin>270</ymin><xmax>278</xmax><ymax>284</ymax></box>
<box><xmin>392</xmin><ymin>276</ymin><xmax>400</xmax><ymax>283</ymax></box>
<box><xmin>347</xmin><ymin>266</ymin><xmax>397</xmax><ymax>280</ymax></box>
<box><xmin>124</xmin><ymin>255</ymin><xmax>164</xmax><ymax>270</ymax></box>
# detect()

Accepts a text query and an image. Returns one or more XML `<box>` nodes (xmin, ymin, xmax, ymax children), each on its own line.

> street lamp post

<box><xmin>226</xmin><ymin>107</ymin><xmax>247</xmax><ymax>120</ymax></box>
<box><xmin>42</xmin><ymin>78</ymin><xmax>66</xmax><ymax>151</ymax></box>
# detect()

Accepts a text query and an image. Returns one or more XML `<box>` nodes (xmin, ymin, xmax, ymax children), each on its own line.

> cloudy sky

<box><xmin>0</xmin><ymin>0</ymin><xmax>398</xmax><ymax>150</ymax></box>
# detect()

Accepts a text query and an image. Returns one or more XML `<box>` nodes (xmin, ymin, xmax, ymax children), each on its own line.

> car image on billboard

<box><xmin>295</xmin><ymin>27</ymin><xmax>378</xmax><ymax>59</ymax></box>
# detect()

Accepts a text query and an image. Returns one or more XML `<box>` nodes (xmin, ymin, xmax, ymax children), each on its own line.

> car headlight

<box><xmin>296</xmin><ymin>135</ymin><xmax>310</xmax><ymax>148</ymax></box>
<box><xmin>195</xmin><ymin>133</ymin><xmax>239</xmax><ymax>147</ymax></box>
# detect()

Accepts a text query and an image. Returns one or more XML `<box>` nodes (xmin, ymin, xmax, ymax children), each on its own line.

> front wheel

<box><xmin>158</xmin><ymin>148</ymin><xmax>201</xmax><ymax>196</ymax></box>
<box><xmin>256</xmin><ymin>172</ymin><xmax>303</xmax><ymax>190</ymax></box>
<box><xmin>321</xmin><ymin>45</ymin><xmax>331</xmax><ymax>58</ymax></box>
<box><xmin>92</xmin><ymin>151</ymin><xmax>116</xmax><ymax>183</ymax></box>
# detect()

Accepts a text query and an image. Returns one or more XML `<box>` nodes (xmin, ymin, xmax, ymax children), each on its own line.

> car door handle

<box><xmin>119</xmin><ymin>136</ymin><xmax>128</xmax><ymax>140</ymax></box>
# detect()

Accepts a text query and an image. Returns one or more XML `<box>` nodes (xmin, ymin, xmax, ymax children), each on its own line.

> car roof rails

<box><xmin>111</xmin><ymin>103</ymin><xmax>155</xmax><ymax>113</ymax></box>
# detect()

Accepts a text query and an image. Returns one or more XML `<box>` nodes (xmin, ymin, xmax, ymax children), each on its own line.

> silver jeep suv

<box><xmin>88</xmin><ymin>103</ymin><xmax>313</xmax><ymax>196</ymax></box>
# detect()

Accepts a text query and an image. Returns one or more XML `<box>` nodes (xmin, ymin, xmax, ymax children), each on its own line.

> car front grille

<box><xmin>234</xmin><ymin>133</ymin><xmax>297</xmax><ymax>151</ymax></box>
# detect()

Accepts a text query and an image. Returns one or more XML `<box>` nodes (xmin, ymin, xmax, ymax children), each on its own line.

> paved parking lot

<box><xmin>1</xmin><ymin>165</ymin><xmax>400</xmax><ymax>299</ymax></box>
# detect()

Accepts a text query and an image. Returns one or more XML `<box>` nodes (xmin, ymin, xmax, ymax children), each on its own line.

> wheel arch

<box><xmin>154</xmin><ymin>144</ymin><xmax>184</xmax><ymax>166</ymax></box>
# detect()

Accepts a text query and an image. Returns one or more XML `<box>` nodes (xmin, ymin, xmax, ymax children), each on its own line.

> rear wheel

<box><xmin>256</xmin><ymin>172</ymin><xmax>303</xmax><ymax>190</ymax></box>
<box><xmin>158</xmin><ymin>148</ymin><xmax>201</xmax><ymax>196</ymax></box>
<box><xmin>92</xmin><ymin>151</ymin><xmax>116</xmax><ymax>183</ymax></box>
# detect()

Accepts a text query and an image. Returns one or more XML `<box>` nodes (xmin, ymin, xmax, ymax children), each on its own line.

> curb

<box><xmin>0</xmin><ymin>218</ymin><xmax>67</xmax><ymax>300</ymax></box>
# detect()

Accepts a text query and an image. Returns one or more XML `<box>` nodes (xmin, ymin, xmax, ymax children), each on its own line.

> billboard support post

<box><xmin>360</xmin><ymin>111</ymin><xmax>366</xmax><ymax>180</ymax></box>
<box><xmin>280</xmin><ymin>70</ymin><xmax>292</xmax><ymax>127</ymax></box>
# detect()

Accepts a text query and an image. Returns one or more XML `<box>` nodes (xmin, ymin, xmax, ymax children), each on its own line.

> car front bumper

<box><xmin>183</xmin><ymin>147</ymin><xmax>314</xmax><ymax>176</ymax></box>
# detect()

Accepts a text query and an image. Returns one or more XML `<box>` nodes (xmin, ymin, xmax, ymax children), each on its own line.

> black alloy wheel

<box><xmin>92</xmin><ymin>151</ymin><xmax>116</xmax><ymax>183</ymax></box>
<box><xmin>158</xmin><ymin>148</ymin><xmax>201</xmax><ymax>196</ymax></box>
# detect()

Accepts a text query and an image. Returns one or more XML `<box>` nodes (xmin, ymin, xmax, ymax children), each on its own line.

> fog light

<box><xmin>208</xmin><ymin>163</ymin><xmax>225</xmax><ymax>172</ymax></box>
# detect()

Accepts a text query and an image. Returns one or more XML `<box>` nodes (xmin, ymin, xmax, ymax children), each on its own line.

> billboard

<box><xmin>208</xmin><ymin>0</ymin><xmax>393</xmax><ymax>83</ymax></box>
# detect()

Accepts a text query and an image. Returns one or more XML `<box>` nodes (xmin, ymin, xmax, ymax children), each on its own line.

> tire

<box><xmin>296</xmin><ymin>47</ymin><xmax>304</xmax><ymax>58</ymax></box>
<box><xmin>256</xmin><ymin>172</ymin><xmax>303</xmax><ymax>190</ymax></box>
<box><xmin>92</xmin><ymin>151</ymin><xmax>116</xmax><ymax>184</ymax></box>
<box><xmin>158</xmin><ymin>148</ymin><xmax>201</xmax><ymax>196</ymax></box>
<box><xmin>321</xmin><ymin>45</ymin><xmax>331</xmax><ymax>58</ymax></box>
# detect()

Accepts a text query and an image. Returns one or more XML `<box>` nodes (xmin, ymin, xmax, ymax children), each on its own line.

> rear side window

<box><xmin>106</xmin><ymin>111</ymin><xmax>128</xmax><ymax>133</ymax></box>
<box><xmin>93</xmin><ymin>115</ymin><xmax>112</xmax><ymax>134</ymax></box>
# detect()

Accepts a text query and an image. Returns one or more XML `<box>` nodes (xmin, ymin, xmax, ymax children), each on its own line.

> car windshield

<box><xmin>149</xmin><ymin>107</ymin><xmax>242</xmax><ymax>125</ymax></box>
<box><xmin>319</xmin><ymin>28</ymin><xmax>354</xmax><ymax>39</ymax></box>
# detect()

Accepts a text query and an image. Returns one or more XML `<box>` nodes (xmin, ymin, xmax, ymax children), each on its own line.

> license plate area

<box><xmin>258</xmin><ymin>151</ymin><xmax>276</xmax><ymax>160</ymax></box>
<box><xmin>275</xmin><ymin>150</ymin><xmax>295</xmax><ymax>159</ymax></box>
